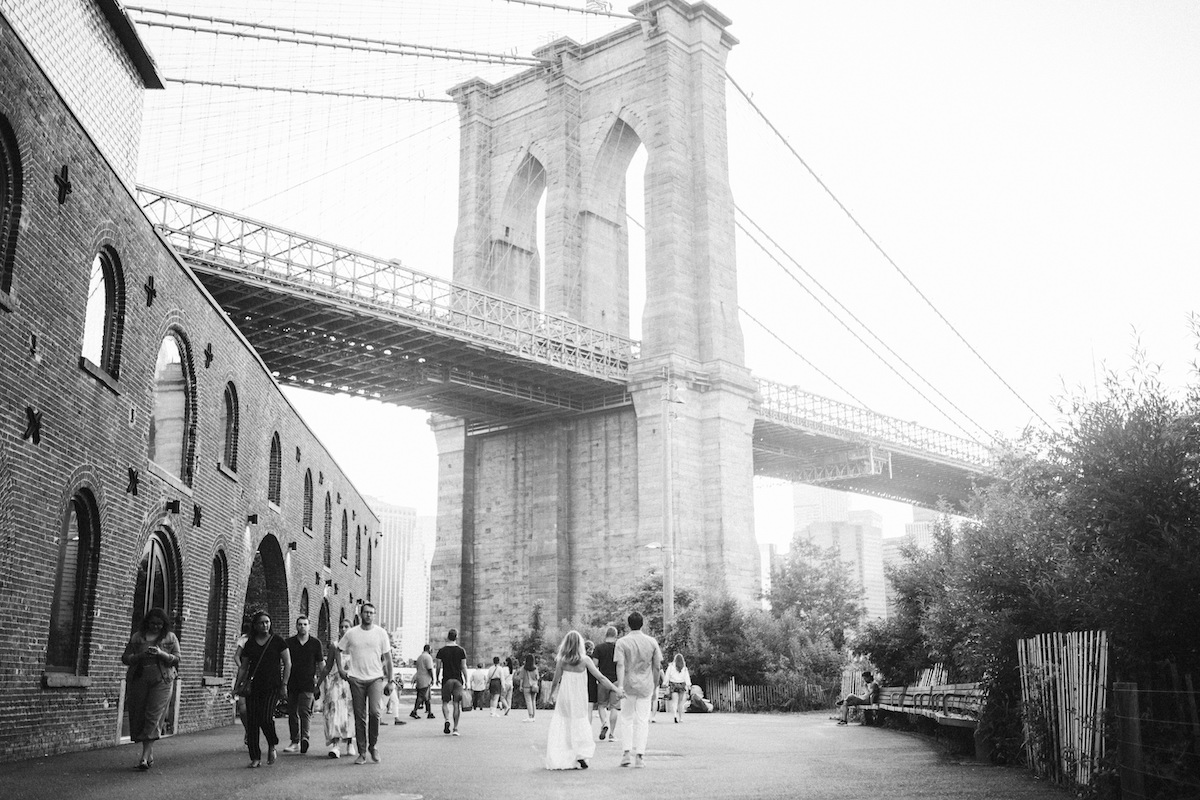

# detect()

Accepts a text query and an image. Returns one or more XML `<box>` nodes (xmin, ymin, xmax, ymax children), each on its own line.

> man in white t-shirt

<box><xmin>615</xmin><ymin>610</ymin><xmax>662</xmax><ymax>769</ymax></box>
<box><xmin>335</xmin><ymin>603</ymin><xmax>393</xmax><ymax>765</ymax></box>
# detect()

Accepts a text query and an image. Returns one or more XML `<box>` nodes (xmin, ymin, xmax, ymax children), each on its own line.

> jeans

<box><xmin>619</xmin><ymin>694</ymin><xmax>652</xmax><ymax>755</ymax></box>
<box><xmin>286</xmin><ymin>689</ymin><xmax>314</xmax><ymax>744</ymax></box>
<box><xmin>348</xmin><ymin>677</ymin><xmax>385</xmax><ymax>753</ymax></box>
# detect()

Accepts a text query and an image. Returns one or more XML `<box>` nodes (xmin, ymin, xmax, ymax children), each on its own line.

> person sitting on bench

<box><xmin>836</xmin><ymin>671</ymin><xmax>880</xmax><ymax>725</ymax></box>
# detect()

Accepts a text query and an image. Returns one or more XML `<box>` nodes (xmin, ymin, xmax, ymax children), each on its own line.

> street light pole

<box><xmin>661</xmin><ymin>368</ymin><xmax>675</xmax><ymax>642</ymax></box>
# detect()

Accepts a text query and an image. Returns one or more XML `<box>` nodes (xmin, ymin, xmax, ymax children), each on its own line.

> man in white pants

<box><xmin>615</xmin><ymin>610</ymin><xmax>662</xmax><ymax>768</ymax></box>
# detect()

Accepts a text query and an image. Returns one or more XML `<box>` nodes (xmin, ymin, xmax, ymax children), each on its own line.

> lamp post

<box><xmin>660</xmin><ymin>369</ymin><xmax>682</xmax><ymax>643</ymax></box>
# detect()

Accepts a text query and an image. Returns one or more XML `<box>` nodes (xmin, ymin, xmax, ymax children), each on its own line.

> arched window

<box><xmin>354</xmin><ymin>524</ymin><xmax>362</xmax><ymax>572</ymax></box>
<box><xmin>267</xmin><ymin>432</ymin><xmax>281</xmax><ymax>506</ymax></box>
<box><xmin>0</xmin><ymin>113</ymin><xmax>22</xmax><ymax>297</ymax></box>
<box><xmin>323</xmin><ymin>493</ymin><xmax>332</xmax><ymax>568</ymax></box>
<box><xmin>133</xmin><ymin>530</ymin><xmax>181</xmax><ymax>635</ymax></box>
<box><xmin>365</xmin><ymin>533</ymin><xmax>373</xmax><ymax>602</ymax></box>
<box><xmin>300</xmin><ymin>588</ymin><xmax>310</xmax><ymax>620</ymax></box>
<box><xmin>80</xmin><ymin>247</ymin><xmax>125</xmax><ymax>377</ymax></box>
<box><xmin>338</xmin><ymin>606</ymin><xmax>347</xmax><ymax>629</ymax></box>
<box><xmin>203</xmin><ymin>551</ymin><xmax>228</xmax><ymax>676</ymax></box>
<box><xmin>340</xmin><ymin>510</ymin><xmax>349</xmax><ymax>563</ymax></box>
<box><xmin>317</xmin><ymin>600</ymin><xmax>330</xmax><ymax>646</ymax></box>
<box><xmin>46</xmin><ymin>490</ymin><xmax>101</xmax><ymax>673</ymax></box>
<box><xmin>302</xmin><ymin>469</ymin><xmax>314</xmax><ymax>530</ymax></box>
<box><xmin>148</xmin><ymin>332</ymin><xmax>195</xmax><ymax>484</ymax></box>
<box><xmin>221</xmin><ymin>383</ymin><xmax>239</xmax><ymax>472</ymax></box>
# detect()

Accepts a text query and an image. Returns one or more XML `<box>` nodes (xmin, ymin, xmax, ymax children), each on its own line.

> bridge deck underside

<box><xmin>752</xmin><ymin>419</ymin><xmax>983</xmax><ymax>511</ymax></box>
<box><xmin>193</xmin><ymin>266</ymin><xmax>631</xmax><ymax>424</ymax></box>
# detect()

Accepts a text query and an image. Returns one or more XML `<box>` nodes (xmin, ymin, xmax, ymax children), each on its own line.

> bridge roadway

<box><xmin>0</xmin><ymin>709</ymin><xmax>1061</xmax><ymax>800</ymax></box>
<box><xmin>139</xmin><ymin>188</ymin><xmax>993</xmax><ymax>510</ymax></box>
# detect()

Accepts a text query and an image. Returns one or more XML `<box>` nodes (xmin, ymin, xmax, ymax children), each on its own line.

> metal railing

<box><xmin>757</xmin><ymin>379</ymin><xmax>994</xmax><ymax>468</ymax></box>
<box><xmin>137</xmin><ymin>187</ymin><xmax>638</xmax><ymax>382</ymax></box>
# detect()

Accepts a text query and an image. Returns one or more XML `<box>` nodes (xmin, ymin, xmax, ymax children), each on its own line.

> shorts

<box><xmin>596</xmin><ymin>683</ymin><xmax>622</xmax><ymax>708</ymax></box>
<box><xmin>489</xmin><ymin>678</ymin><xmax>502</xmax><ymax>697</ymax></box>
<box><xmin>441</xmin><ymin>679</ymin><xmax>464</xmax><ymax>704</ymax></box>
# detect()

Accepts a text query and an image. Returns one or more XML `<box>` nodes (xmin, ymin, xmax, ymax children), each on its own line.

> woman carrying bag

<box><xmin>235</xmin><ymin>610</ymin><xmax>290</xmax><ymax>767</ymax></box>
<box><xmin>121</xmin><ymin>607</ymin><xmax>181</xmax><ymax>770</ymax></box>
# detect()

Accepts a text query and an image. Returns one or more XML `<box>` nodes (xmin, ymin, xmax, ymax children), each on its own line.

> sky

<box><xmin>131</xmin><ymin>1</ymin><xmax>1200</xmax><ymax>546</ymax></box>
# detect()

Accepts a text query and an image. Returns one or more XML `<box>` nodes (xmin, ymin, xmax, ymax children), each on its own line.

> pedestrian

<box><xmin>236</xmin><ymin>610</ymin><xmax>290</xmax><ymax>768</ymax></box>
<box><xmin>665</xmin><ymin>653</ymin><xmax>691</xmax><ymax>723</ymax></box>
<box><xmin>592</xmin><ymin>626</ymin><xmax>620</xmax><ymax>743</ymax></box>
<box><xmin>121</xmin><ymin>607</ymin><xmax>181</xmax><ymax>770</ymax></box>
<box><xmin>518</xmin><ymin>653</ymin><xmax>541</xmax><ymax>721</ymax></box>
<box><xmin>318</xmin><ymin>617</ymin><xmax>355</xmax><ymax>758</ymax></box>
<box><xmin>283</xmin><ymin>615</ymin><xmax>325</xmax><ymax>754</ymax></box>
<box><xmin>469</xmin><ymin>662</ymin><xmax>488</xmax><ymax>711</ymax></box>
<box><xmin>231</xmin><ymin>620</ymin><xmax>251</xmax><ymax>742</ymax></box>
<box><xmin>500</xmin><ymin>656</ymin><xmax>514</xmax><ymax>715</ymax></box>
<box><xmin>584</xmin><ymin>640</ymin><xmax>598</xmax><ymax>726</ymax></box>
<box><xmin>615</xmin><ymin>610</ymin><xmax>662</xmax><ymax>768</ymax></box>
<box><xmin>487</xmin><ymin>656</ymin><xmax>505</xmax><ymax>716</ymax></box>
<box><xmin>435</xmin><ymin>629</ymin><xmax>469</xmax><ymax>736</ymax></box>
<box><xmin>545</xmin><ymin>630</ymin><xmax>624</xmax><ymax>770</ymax></box>
<box><xmin>409</xmin><ymin>643</ymin><xmax>436</xmax><ymax>720</ymax></box>
<box><xmin>333</xmin><ymin>602</ymin><xmax>394</xmax><ymax>764</ymax></box>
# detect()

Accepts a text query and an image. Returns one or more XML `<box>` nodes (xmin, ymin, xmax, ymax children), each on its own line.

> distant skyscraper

<box><xmin>793</xmin><ymin>485</ymin><xmax>850</xmax><ymax>530</ymax></box>
<box><xmin>801</xmin><ymin>509</ymin><xmax>888</xmax><ymax>620</ymax></box>
<box><xmin>404</xmin><ymin>516</ymin><xmax>436</xmax><ymax>659</ymax></box>
<box><xmin>365</xmin><ymin>497</ymin><xmax>417</xmax><ymax>656</ymax></box>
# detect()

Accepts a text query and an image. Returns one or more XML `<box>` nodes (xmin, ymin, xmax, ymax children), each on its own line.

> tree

<box><xmin>582</xmin><ymin>568</ymin><xmax>696</xmax><ymax>647</ymax></box>
<box><xmin>767</xmin><ymin>538</ymin><xmax>866</xmax><ymax>650</ymax></box>
<box><xmin>509</xmin><ymin>599</ymin><xmax>554</xmax><ymax>671</ymax></box>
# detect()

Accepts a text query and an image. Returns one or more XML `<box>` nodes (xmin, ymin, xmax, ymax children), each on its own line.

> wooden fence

<box><xmin>705</xmin><ymin>677</ymin><xmax>828</xmax><ymax>712</ymax></box>
<box><xmin>1017</xmin><ymin>630</ymin><xmax>1109</xmax><ymax>789</ymax></box>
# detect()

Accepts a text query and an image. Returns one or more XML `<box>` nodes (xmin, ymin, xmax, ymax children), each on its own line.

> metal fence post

<box><xmin>1113</xmin><ymin>682</ymin><xmax>1144</xmax><ymax>799</ymax></box>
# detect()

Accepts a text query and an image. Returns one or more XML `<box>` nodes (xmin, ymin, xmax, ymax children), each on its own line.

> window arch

<box><xmin>0</xmin><ymin>113</ymin><xmax>22</xmax><ymax>297</ymax></box>
<box><xmin>80</xmin><ymin>247</ymin><xmax>126</xmax><ymax>377</ymax></box>
<box><xmin>148</xmin><ymin>332</ymin><xmax>195</xmax><ymax>484</ymax></box>
<box><xmin>323</xmin><ymin>493</ymin><xmax>332</xmax><ymax>567</ymax></box>
<box><xmin>221</xmin><ymin>382</ymin><xmax>239</xmax><ymax>472</ymax></box>
<box><xmin>317</xmin><ymin>600</ymin><xmax>330</xmax><ymax>646</ymax></box>
<box><xmin>300</xmin><ymin>587</ymin><xmax>310</xmax><ymax>620</ymax></box>
<box><xmin>365</xmin><ymin>533</ymin><xmax>373</xmax><ymax>602</ymax></box>
<box><xmin>302</xmin><ymin>469</ymin><xmax>314</xmax><ymax>530</ymax></box>
<box><xmin>133</xmin><ymin>529</ymin><xmax>182</xmax><ymax>636</ymax></box>
<box><xmin>354</xmin><ymin>524</ymin><xmax>363</xmax><ymax>572</ymax></box>
<box><xmin>203</xmin><ymin>551</ymin><xmax>228</xmax><ymax>676</ymax></box>
<box><xmin>340</xmin><ymin>509</ymin><xmax>349</xmax><ymax>562</ymax></box>
<box><xmin>46</xmin><ymin>489</ymin><xmax>101</xmax><ymax>673</ymax></box>
<box><xmin>267</xmin><ymin>432</ymin><xmax>282</xmax><ymax>506</ymax></box>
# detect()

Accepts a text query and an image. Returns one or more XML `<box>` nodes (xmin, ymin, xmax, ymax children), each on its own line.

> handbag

<box><xmin>235</xmin><ymin>635</ymin><xmax>274</xmax><ymax>697</ymax></box>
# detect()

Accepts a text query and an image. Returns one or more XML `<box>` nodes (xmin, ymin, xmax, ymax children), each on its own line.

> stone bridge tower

<box><xmin>430</xmin><ymin>0</ymin><xmax>759</xmax><ymax>658</ymax></box>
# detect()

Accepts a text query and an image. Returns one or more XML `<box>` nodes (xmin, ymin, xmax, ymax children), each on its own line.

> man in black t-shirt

<box><xmin>284</xmin><ymin>615</ymin><xmax>325</xmax><ymax>754</ymax></box>
<box><xmin>592</xmin><ymin>625</ymin><xmax>620</xmax><ymax>742</ymax></box>
<box><xmin>434</xmin><ymin>629</ymin><xmax>468</xmax><ymax>736</ymax></box>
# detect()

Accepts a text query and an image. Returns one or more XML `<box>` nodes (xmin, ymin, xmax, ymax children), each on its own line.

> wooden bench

<box><xmin>858</xmin><ymin>681</ymin><xmax>989</xmax><ymax>758</ymax></box>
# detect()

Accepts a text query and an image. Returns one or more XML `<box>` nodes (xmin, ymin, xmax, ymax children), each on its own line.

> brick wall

<box><xmin>0</xmin><ymin>13</ymin><xmax>377</xmax><ymax>761</ymax></box>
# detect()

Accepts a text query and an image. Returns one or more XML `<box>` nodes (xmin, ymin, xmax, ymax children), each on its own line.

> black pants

<box><xmin>246</xmin><ymin>687</ymin><xmax>280</xmax><ymax>761</ymax></box>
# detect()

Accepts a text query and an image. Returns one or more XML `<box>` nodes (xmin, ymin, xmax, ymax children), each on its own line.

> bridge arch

<box><xmin>484</xmin><ymin>150</ymin><xmax>547</xmax><ymax>307</ymax></box>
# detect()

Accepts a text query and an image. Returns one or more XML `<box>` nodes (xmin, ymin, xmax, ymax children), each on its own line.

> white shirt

<box><xmin>337</xmin><ymin>625</ymin><xmax>391</xmax><ymax>681</ymax></box>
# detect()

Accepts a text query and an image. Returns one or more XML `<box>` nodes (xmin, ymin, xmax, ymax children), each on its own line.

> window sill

<box><xmin>341</xmin><ymin>557</ymin><xmax>349</xmax><ymax>567</ymax></box>
<box><xmin>201</xmin><ymin>675</ymin><xmax>226</xmax><ymax>687</ymax></box>
<box><xmin>355</xmin><ymin>569</ymin><xmax>362</xmax><ymax>577</ymax></box>
<box><xmin>147</xmin><ymin>460</ymin><xmax>194</xmax><ymax>497</ymax></box>
<box><xmin>268</xmin><ymin>501</ymin><xmax>281</xmax><ymax>515</ymax></box>
<box><xmin>303</xmin><ymin>526</ymin><xmax>314</xmax><ymax>538</ymax></box>
<box><xmin>43</xmin><ymin>672</ymin><xmax>91</xmax><ymax>688</ymax></box>
<box><xmin>78</xmin><ymin>357</ymin><xmax>121</xmax><ymax>396</ymax></box>
<box><xmin>0</xmin><ymin>288</ymin><xmax>14</xmax><ymax>312</ymax></box>
<box><xmin>217</xmin><ymin>462</ymin><xmax>238</xmax><ymax>482</ymax></box>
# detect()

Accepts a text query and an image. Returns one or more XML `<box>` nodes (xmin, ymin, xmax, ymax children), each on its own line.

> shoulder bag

<box><xmin>236</xmin><ymin>635</ymin><xmax>274</xmax><ymax>697</ymax></box>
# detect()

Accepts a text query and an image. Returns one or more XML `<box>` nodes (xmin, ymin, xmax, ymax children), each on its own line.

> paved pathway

<box><xmin>0</xmin><ymin>709</ymin><xmax>1064</xmax><ymax>799</ymax></box>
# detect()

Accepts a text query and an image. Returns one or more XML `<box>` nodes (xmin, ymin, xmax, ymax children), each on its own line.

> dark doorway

<box><xmin>241</xmin><ymin>534</ymin><xmax>289</xmax><ymax>633</ymax></box>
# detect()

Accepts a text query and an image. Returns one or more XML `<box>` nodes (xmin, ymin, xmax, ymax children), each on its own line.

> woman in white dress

<box><xmin>318</xmin><ymin>618</ymin><xmax>355</xmax><ymax>757</ymax></box>
<box><xmin>545</xmin><ymin>630</ymin><xmax>623</xmax><ymax>770</ymax></box>
<box><xmin>665</xmin><ymin>653</ymin><xmax>692</xmax><ymax>723</ymax></box>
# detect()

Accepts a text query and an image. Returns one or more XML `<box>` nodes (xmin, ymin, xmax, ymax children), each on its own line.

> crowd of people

<box><xmin>123</xmin><ymin>605</ymin><xmax>714</xmax><ymax>772</ymax></box>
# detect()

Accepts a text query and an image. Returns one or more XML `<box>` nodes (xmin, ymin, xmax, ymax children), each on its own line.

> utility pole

<box><xmin>661</xmin><ymin>368</ymin><xmax>677</xmax><ymax>642</ymax></box>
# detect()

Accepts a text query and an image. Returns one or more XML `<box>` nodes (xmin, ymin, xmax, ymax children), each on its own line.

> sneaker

<box><xmin>369</xmin><ymin>748</ymin><xmax>380</xmax><ymax>763</ymax></box>
<box><xmin>409</xmin><ymin>711</ymin><xmax>420</xmax><ymax>720</ymax></box>
<box><xmin>444</xmin><ymin>721</ymin><xmax>451</xmax><ymax>735</ymax></box>
<box><xmin>354</xmin><ymin>754</ymin><xmax>367</xmax><ymax>765</ymax></box>
<box><xmin>620</xmin><ymin>751</ymin><xmax>632</xmax><ymax>767</ymax></box>
<box><xmin>282</xmin><ymin>743</ymin><xmax>299</xmax><ymax>753</ymax></box>
<box><xmin>394</xmin><ymin>719</ymin><xmax>406</xmax><ymax>725</ymax></box>
<box><xmin>300</xmin><ymin>740</ymin><xmax>309</xmax><ymax>754</ymax></box>
<box><xmin>634</xmin><ymin>754</ymin><xmax>645</xmax><ymax>769</ymax></box>
<box><xmin>599</xmin><ymin>725</ymin><xmax>608</xmax><ymax>741</ymax></box>
<box><xmin>427</xmin><ymin>713</ymin><xmax>436</xmax><ymax>719</ymax></box>
<box><xmin>327</xmin><ymin>748</ymin><xmax>340</xmax><ymax>759</ymax></box>
<box><xmin>451</xmin><ymin>730</ymin><xmax>460</xmax><ymax>736</ymax></box>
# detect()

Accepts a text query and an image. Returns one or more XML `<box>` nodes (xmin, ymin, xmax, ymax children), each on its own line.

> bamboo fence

<box><xmin>1017</xmin><ymin>630</ymin><xmax>1109</xmax><ymax>789</ymax></box>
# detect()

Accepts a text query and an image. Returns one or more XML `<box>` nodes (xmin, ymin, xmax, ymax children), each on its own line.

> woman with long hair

<box><xmin>665</xmin><ymin>652</ymin><xmax>691</xmax><ymax>723</ymax></box>
<box><xmin>318</xmin><ymin>617</ymin><xmax>356</xmax><ymax>757</ymax></box>
<box><xmin>500</xmin><ymin>656</ymin><xmax>514</xmax><ymax>715</ymax></box>
<box><xmin>235</xmin><ymin>610</ymin><xmax>290</xmax><ymax>767</ymax></box>
<box><xmin>544</xmin><ymin>630</ymin><xmax>623</xmax><ymax>770</ymax></box>
<box><xmin>121</xmin><ymin>607</ymin><xmax>181</xmax><ymax>770</ymax></box>
<box><xmin>519</xmin><ymin>654</ymin><xmax>540</xmax><ymax>721</ymax></box>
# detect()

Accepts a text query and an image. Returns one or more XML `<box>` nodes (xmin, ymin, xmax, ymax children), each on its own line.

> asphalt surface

<box><xmin>0</xmin><ymin>708</ymin><xmax>1066</xmax><ymax>800</ymax></box>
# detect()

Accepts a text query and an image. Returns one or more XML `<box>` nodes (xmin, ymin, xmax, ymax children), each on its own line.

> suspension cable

<box><xmin>162</xmin><ymin>78</ymin><xmax>458</xmax><ymax>104</ymax></box>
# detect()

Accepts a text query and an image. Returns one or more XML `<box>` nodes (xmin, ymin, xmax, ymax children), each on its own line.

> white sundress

<box><xmin>545</xmin><ymin>668</ymin><xmax>595</xmax><ymax>770</ymax></box>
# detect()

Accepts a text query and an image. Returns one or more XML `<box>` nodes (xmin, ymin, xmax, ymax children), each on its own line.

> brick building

<box><xmin>0</xmin><ymin>1</ymin><xmax>377</xmax><ymax>760</ymax></box>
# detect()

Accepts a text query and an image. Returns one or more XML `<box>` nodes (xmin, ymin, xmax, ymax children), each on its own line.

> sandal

<box><xmin>136</xmin><ymin>760</ymin><xmax>149</xmax><ymax>771</ymax></box>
